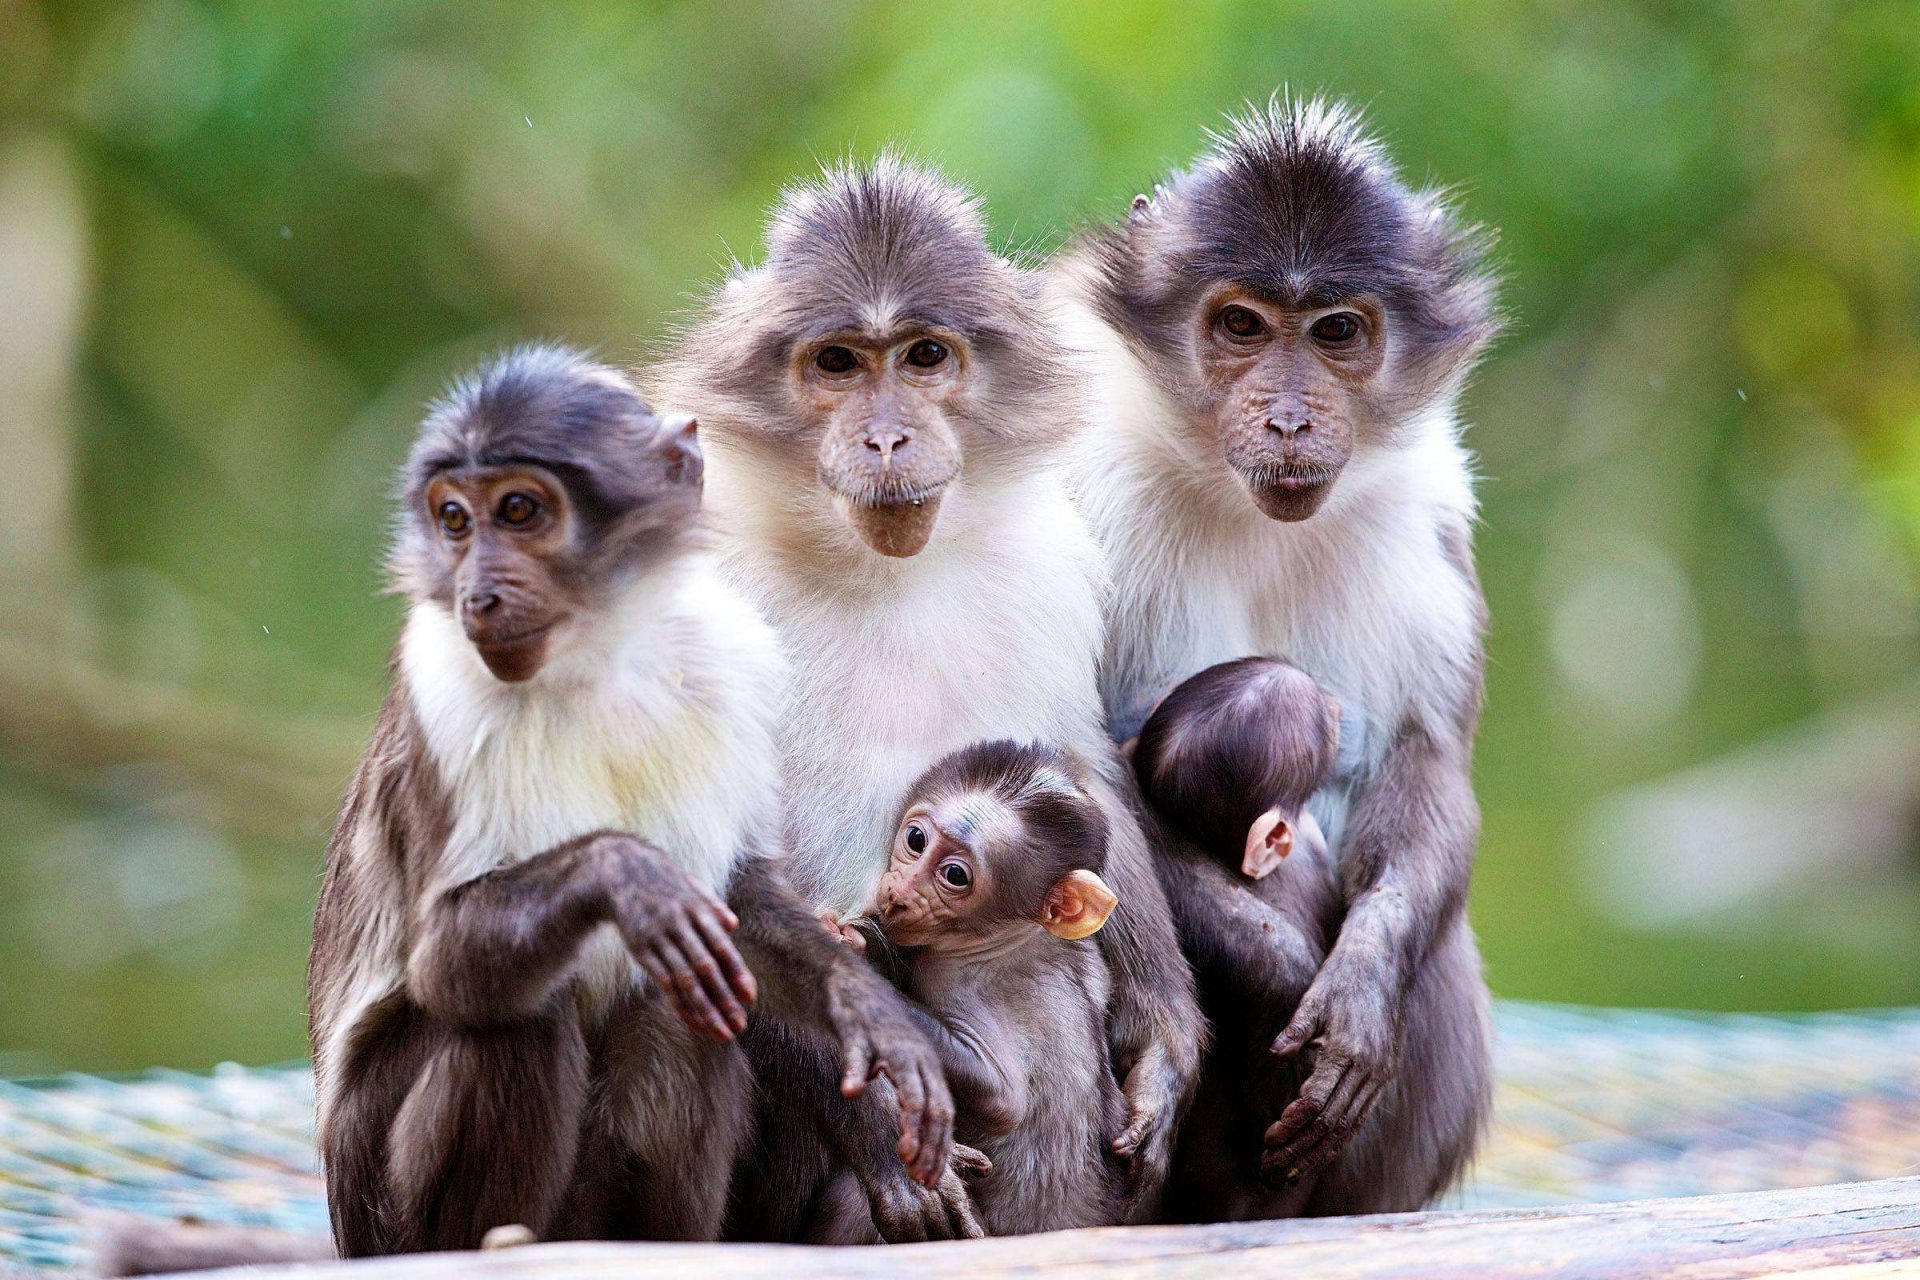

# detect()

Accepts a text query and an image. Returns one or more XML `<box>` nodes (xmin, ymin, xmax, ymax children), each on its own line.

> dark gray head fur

<box><xmin>390</xmin><ymin>345</ymin><xmax>701</xmax><ymax>603</ymax></box>
<box><xmin>1086</xmin><ymin>96</ymin><xmax>1501</xmax><ymax>394</ymax></box>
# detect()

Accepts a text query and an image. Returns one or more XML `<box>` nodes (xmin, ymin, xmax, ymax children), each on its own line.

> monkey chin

<box><xmin>472</xmin><ymin>627</ymin><xmax>556</xmax><ymax>683</ymax></box>
<box><xmin>1243</xmin><ymin>473</ymin><xmax>1336</xmax><ymax>523</ymax></box>
<box><xmin>838</xmin><ymin>493</ymin><xmax>945</xmax><ymax>558</ymax></box>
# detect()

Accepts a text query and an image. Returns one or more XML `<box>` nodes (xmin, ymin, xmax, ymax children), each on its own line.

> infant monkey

<box><xmin>1130</xmin><ymin>657</ymin><xmax>1346</xmax><ymax>1219</ymax></box>
<box><xmin>820</xmin><ymin>742</ymin><xmax>1130</xmax><ymax>1238</ymax></box>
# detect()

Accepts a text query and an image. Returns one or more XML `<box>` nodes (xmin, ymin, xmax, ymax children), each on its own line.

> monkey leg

<box><xmin>325</xmin><ymin>1006</ymin><xmax>591</xmax><ymax>1256</ymax></box>
<box><xmin>583</xmin><ymin>992</ymin><xmax>752</xmax><ymax>1242</ymax></box>
<box><xmin>1302</xmin><ymin>917</ymin><xmax>1492</xmax><ymax>1215</ymax></box>
<box><xmin>799</xmin><ymin>1170</ymin><xmax>883</xmax><ymax>1245</ymax></box>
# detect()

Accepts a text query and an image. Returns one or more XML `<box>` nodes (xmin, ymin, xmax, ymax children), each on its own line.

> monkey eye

<box><xmin>937</xmin><ymin>860</ymin><xmax>972</xmax><ymax>891</ymax></box>
<box><xmin>904</xmin><ymin>823</ymin><xmax>928</xmax><ymax>855</ymax></box>
<box><xmin>437</xmin><ymin>501</ymin><xmax>471</xmax><ymax>537</ymax></box>
<box><xmin>1310</xmin><ymin>312</ymin><xmax>1363</xmax><ymax>344</ymax></box>
<box><xmin>814</xmin><ymin>346</ymin><xmax>858</xmax><ymax>375</ymax></box>
<box><xmin>498</xmin><ymin>492</ymin><xmax>540</xmax><ymax>527</ymax></box>
<box><xmin>903</xmin><ymin>339</ymin><xmax>949</xmax><ymax>369</ymax></box>
<box><xmin>1219</xmin><ymin>305</ymin><xmax>1266</xmax><ymax>339</ymax></box>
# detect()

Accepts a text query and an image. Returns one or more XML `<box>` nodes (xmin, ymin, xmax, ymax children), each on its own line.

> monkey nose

<box><xmin>1265</xmin><ymin>416</ymin><xmax>1312</xmax><ymax>439</ymax></box>
<box><xmin>465</xmin><ymin>592</ymin><xmax>502</xmax><ymax>618</ymax></box>
<box><xmin>864</xmin><ymin>427</ymin><xmax>912</xmax><ymax>460</ymax></box>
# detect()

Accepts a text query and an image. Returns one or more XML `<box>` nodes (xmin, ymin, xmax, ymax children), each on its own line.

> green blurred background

<box><xmin>2</xmin><ymin>0</ymin><xmax>1918</xmax><ymax>1073</ymax></box>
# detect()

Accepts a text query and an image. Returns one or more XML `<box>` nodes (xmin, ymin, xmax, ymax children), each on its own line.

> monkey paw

<box><xmin>1262</xmin><ymin>981</ymin><xmax>1394</xmax><ymax>1182</ymax></box>
<box><xmin>861</xmin><ymin>1161</ymin><xmax>984</xmax><ymax>1242</ymax></box>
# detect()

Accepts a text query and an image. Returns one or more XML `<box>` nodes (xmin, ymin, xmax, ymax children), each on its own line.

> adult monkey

<box><xmin>649</xmin><ymin>156</ymin><xmax>1201</xmax><ymax>1235</ymax></box>
<box><xmin>1056</xmin><ymin>98</ymin><xmax>1502</xmax><ymax>1213</ymax></box>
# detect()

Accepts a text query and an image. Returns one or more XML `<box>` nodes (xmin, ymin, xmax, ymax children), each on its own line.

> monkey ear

<box><xmin>1040</xmin><ymin>870</ymin><xmax>1118</xmax><ymax>940</ymax></box>
<box><xmin>1242</xmin><ymin>808</ymin><xmax>1295</xmax><ymax>880</ymax></box>
<box><xmin>653</xmin><ymin>413</ymin><xmax>703</xmax><ymax>488</ymax></box>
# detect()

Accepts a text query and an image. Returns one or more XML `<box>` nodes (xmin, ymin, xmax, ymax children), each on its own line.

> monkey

<box><xmin>646</xmin><ymin>154</ymin><xmax>1202</xmax><ymax>1236</ymax></box>
<box><xmin>307</xmin><ymin>346</ymin><xmax>955</xmax><ymax>1257</ymax></box>
<box><xmin>810</xmin><ymin>741</ymin><xmax>1131</xmax><ymax>1239</ymax></box>
<box><xmin>1053</xmin><ymin>96</ymin><xmax>1501</xmax><ymax>1214</ymax></box>
<box><xmin>1129</xmin><ymin>657</ymin><xmax>1349</xmax><ymax>1220</ymax></box>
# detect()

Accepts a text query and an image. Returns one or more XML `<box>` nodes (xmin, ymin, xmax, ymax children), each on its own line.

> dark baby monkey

<box><xmin>1131</xmin><ymin>658</ymin><xmax>1346</xmax><ymax>1219</ymax></box>
<box><xmin>818</xmin><ymin>742</ymin><xmax>1131</xmax><ymax>1238</ymax></box>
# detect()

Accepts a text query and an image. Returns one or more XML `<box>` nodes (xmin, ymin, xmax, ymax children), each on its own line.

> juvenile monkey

<box><xmin>1131</xmin><ymin>658</ymin><xmax>1347</xmax><ymax>1220</ymax></box>
<box><xmin>815</xmin><ymin>742</ymin><xmax>1130</xmax><ymax>1239</ymax></box>
<box><xmin>308</xmin><ymin>347</ymin><xmax>952</xmax><ymax>1256</ymax></box>
<box><xmin>1057</xmin><ymin>96</ymin><xmax>1500</xmax><ymax>1212</ymax></box>
<box><xmin>648</xmin><ymin>156</ymin><xmax>1200</xmax><ymax>1235</ymax></box>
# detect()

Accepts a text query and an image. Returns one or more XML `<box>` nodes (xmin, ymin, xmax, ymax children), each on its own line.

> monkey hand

<box><xmin>817</xmin><ymin>909</ymin><xmax>868</xmax><ymax>952</ymax></box>
<box><xmin>599</xmin><ymin>836</ymin><xmax>758</xmax><ymax>1043</ymax></box>
<box><xmin>1261</xmin><ymin>969</ymin><xmax>1396</xmax><ymax>1183</ymax></box>
<box><xmin>1112</xmin><ymin>1042</ymin><xmax>1181</xmax><ymax>1206</ymax></box>
<box><xmin>857</xmin><ymin>1150</ymin><xmax>985</xmax><ymax>1242</ymax></box>
<box><xmin>827</xmin><ymin>970</ymin><xmax>956</xmax><ymax>1189</ymax></box>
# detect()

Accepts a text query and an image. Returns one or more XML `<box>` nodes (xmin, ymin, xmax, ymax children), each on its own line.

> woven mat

<box><xmin>3</xmin><ymin>1003</ymin><xmax>1918</xmax><ymax>1272</ymax></box>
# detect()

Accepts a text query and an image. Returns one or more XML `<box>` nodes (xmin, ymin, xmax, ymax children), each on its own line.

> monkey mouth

<box><xmin>1239</xmin><ymin>464</ymin><xmax>1338</xmax><ymax>521</ymax></box>
<box><xmin>468</xmin><ymin>620</ymin><xmax>560</xmax><ymax>681</ymax></box>
<box><xmin>830</xmin><ymin>486</ymin><xmax>948</xmax><ymax>558</ymax></box>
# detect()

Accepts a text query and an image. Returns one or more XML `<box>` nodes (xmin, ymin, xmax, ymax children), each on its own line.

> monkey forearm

<box><xmin>1324</xmin><ymin>732</ymin><xmax>1477</xmax><ymax>1006</ymax></box>
<box><xmin>405</xmin><ymin>833</ymin><xmax>612</xmax><ymax>1025</ymax></box>
<box><xmin>1088</xmin><ymin>769</ymin><xmax>1203</xmax><ymax>1078</ymax></box>
<box><xmin>729</xmin><ymin>857</ymin><xmax>861</xmax><ymax>1026</ymax></box>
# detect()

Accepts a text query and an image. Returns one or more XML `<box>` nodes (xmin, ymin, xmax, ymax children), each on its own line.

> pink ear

<box><xmin>1241</xmin><ymin>808</ymin><xmax>1294</xmax><ymax>880</ymax></box>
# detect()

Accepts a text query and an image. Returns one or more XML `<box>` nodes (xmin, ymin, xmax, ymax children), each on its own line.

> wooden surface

<box><xmin>166</xmin><ymin>1176</ymin><xmax>1920</xmax><ymax>1280</ymax></box>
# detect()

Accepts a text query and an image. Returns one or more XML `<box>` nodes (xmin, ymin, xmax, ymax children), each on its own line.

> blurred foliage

<box><xmin>1</xmin><ymin>0</ymin><xmax>1918</xmax><ymax>1071</ymax></box>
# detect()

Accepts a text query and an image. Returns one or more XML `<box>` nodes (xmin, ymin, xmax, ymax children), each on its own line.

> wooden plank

<box><xmin>168</xmin><ymin>1176</ymin><xmax>1920</xmax><ymax>1279</ymax></box>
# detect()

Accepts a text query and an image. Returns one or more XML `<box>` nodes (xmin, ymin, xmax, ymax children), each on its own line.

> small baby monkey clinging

<box><xmin>1130</xmin><ymin>657</ymin><xmax>1347</xmax><ymax>1221</ymax></box>
<box><xmin>817</xmin><ymin>742</ymin><xmax>1131</xmax><ymax>1238</ymax></box>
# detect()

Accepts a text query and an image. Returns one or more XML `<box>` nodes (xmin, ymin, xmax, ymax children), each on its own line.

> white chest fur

<box><xmin>1066</xmin><ymin>307</ymin><xmax>1482</xmax><ymax>790</ymax></box>
<box><xmin>707</xmin><ymin>465</ymin><xmax>1113</xmax><ymax>915</ymax></box>
<box><xmin>400</xmin><ymin>564</ymin><xmax>787</xmax><ymax>901</ymax></box>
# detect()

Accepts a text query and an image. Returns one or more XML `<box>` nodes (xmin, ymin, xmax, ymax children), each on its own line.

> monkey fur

<box><xmin>307</xmin><ymin>347</ymin><xmax>951</xmax><ymax>1256</ymax></box>
<box><xmin>815</xmin><ymin>741</ymin><xmax>1131</xmax><ymax>1238</ymax></box>
<box><xmin>648</xmin><ymin>156</ymin><xmax>1202</xmax><ymax>1234</ymax></box>
<box><xmin>1058</xmin><ymin>97</ymin><xmax>1499</xmax><ymax>1214</ymax></box>
<box><xmin>1131</xmin><ymin>658</ymin><xmax>1346</xmax><ymax>1220</ymax></box>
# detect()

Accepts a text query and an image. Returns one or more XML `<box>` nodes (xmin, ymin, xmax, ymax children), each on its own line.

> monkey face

<box><xmin>420</xmin><ymin>465</ymin><xmax>582</xmax><ymax>682</ymax></box>
<box><xmin>875</xmin><ymin>790</ymin><xmax>1118</xmax><ymax>952</ymax></box>
<box><xmin>875</xmin><ymin>803</ymin><xmax>989</xmax><ymax>948</ymax></box>
<box><xmin>1192</xmin><ymin>291</ymin><xmax>1384</xmax><ymax>522</ymax></box>
<box><xmin>797</xmin><ymin>329</ymin><xmax>967</xmax><ymax>558</ymax></box>
<box><xmin>403</xmin><ymin>384</ymin><xmax>706</xmax><ymax>683</ymax></box>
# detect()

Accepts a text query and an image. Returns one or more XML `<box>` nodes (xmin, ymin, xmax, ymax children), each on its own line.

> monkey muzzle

<box><xmin>837</xmin><ymin>492</ymin><xmax>945</xmax><ymax>558</ymax></box>
<box><xmin>463</xmin><ymin>612</ymin><xmax>561</xmax><ymax>683</ymax></box>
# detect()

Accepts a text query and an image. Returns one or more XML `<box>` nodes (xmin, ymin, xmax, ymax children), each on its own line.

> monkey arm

<box><xmin>1262</xmin><ymin>719</ymin><xmax>1479</xmax><ymax>1182</ymax></box>
<box><xmin>405</xmin><ymin>830</ymin><xmax>753</xmax><ymax>1039</ymax></box>
<box><xmin>728</xmin><ymin>857</ymin><xmax>958</xmax><ymax>1191</ymax></box>
<box><xmin>1084</xmin><ymin>762</ymin><xmax>1204</xmax><ymax>1215</ymax></box>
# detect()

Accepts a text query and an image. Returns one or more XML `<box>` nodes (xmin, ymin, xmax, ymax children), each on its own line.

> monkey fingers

<box><xmin>673</xmin><ymin>913</ymin><xmax>752</xmax><ymax>1033</ymax></box>
<box><xmin>950</xmin><ymin>1143</ymin><xmax>993</xmax><ymax>1183</ymax></box>
<box><xmin>934</xmin><ymin>1162</ymin><xmax>986</xmax><ymax>1238</ymax></box>
<box><xmin>691</xmin><ymin>906</ymin><xmax>758</xmax><ymax>1007</ymax></box>
<box><xmin>642</xmin><ymin>935</ymin><xmax>735</xmax><ymax>1042</ymax></box>
<box><xmin>1260</xmin><ymin>1057</ymin><xmax>1377</xmax><ymax>1180</ymax></box>
<box><xmin>890</xmin><ymin>1058</ymin><xmax>954</xmax><ymax>1188</ymax></box>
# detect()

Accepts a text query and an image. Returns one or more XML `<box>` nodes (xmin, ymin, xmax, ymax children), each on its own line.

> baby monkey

<box><xmin>1130</xmin><ymin>657</ymin><xmax>1346</xmax><ymax>1220</ymax></box>
<box><xmin>818</xmin><ymin>742</ymin><xmax>1130</xmax><ymax>1238</ymax></box>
